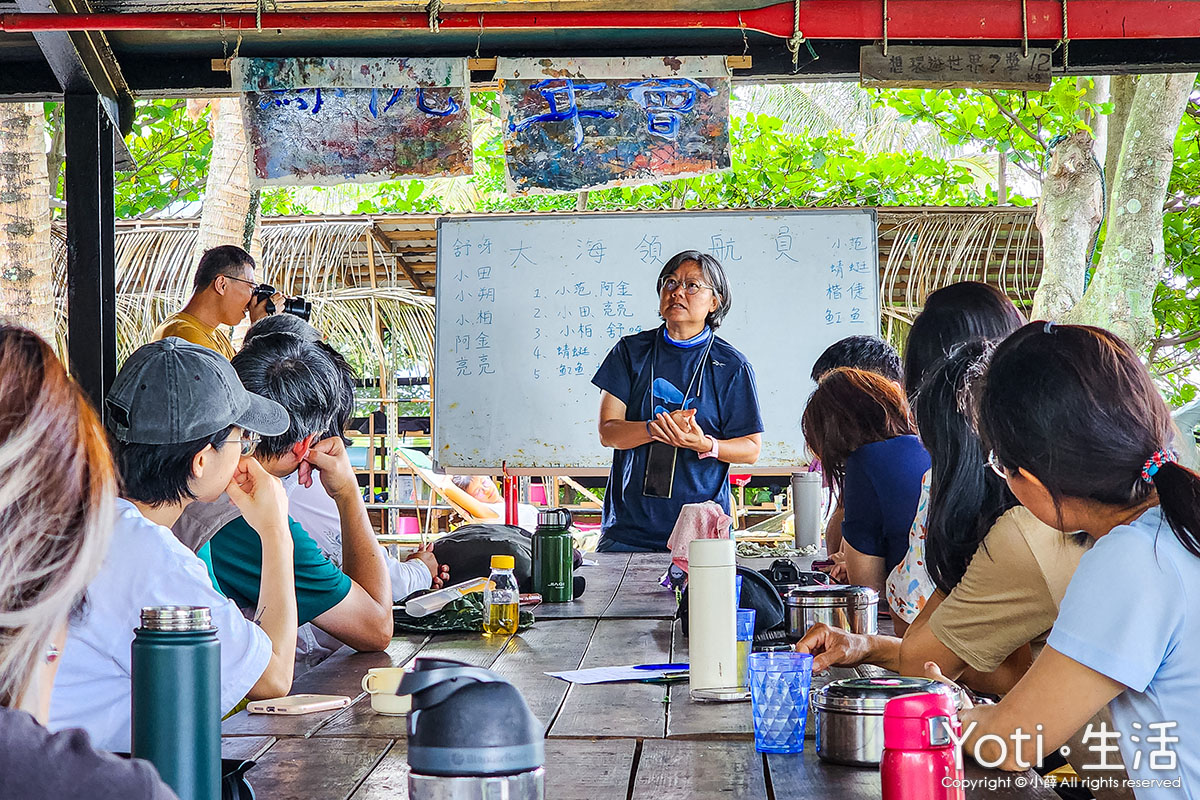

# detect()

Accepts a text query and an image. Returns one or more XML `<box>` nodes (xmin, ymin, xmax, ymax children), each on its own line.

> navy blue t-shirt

<box><xmin>592</xmin><ymin>326</ymin><xmax>764</xmax><ymax>550</ymax></box>
<box><xmin>840</xmin><ymin>435</ymin><xmax>931</xmax><ymax>575</ymax></box>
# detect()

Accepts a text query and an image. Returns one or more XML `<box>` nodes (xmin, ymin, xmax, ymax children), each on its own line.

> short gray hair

<box><xmin>656</xmin><ymin>250</ymin><xmax>733</xmax><ymax>329</ymax></box>
<box><xmin>243</xmin><ymin>314</ymin><xmax>321</xmax><ymax>348</ymax></box>
<box><xmin>231</xmin><ymin>333</ymin><xmax>341</xmax><ymax>459</ymax></box>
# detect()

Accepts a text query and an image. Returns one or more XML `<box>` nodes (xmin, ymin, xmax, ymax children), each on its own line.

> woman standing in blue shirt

<box><xmin>953</xmin><ymin>322</ymin><xmax>1200</xmax><ymax>798</ymax></box>
<box><xmin>802</xmin><ymin>368</ymin><xmax>931</xmax><ymax>595</ymax></box>
<box><xmin>592</xmin><ymin>251</ymin><xmax>764</xmax><ymax>552</ymax></box>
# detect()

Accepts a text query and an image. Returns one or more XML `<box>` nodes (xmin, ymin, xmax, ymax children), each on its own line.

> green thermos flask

<box><xmin>131</xmin><ymin>605</ymin><xmax>221</xmax><ymax>800</ymax></box>
<box><xmin>532</xmin><ymin>508</ymin><xmax>574</xmax><ymax>603</ymax></box>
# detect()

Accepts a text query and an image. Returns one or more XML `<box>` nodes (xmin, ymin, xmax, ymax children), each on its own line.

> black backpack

<box><xmin>430</xmin><ymin>523</ymin><xmax>584</xmax><ymax>595</ymax></box>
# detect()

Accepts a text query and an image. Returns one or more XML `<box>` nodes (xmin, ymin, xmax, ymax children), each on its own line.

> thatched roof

<box><xmin>49</xmin><ymin>206</ymin><xmax>1041</xmax><ymax>365</ymax></box>
<box><xmin>51</xmin><ymin>216</ymin><xmax>436</xmax><ymax>372</ymax></box>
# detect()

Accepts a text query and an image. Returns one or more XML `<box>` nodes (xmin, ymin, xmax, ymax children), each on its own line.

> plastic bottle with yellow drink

<box><xmin>483</xmin><ymin>555</ymin><xmax>520</xmax><ymax>636</ymax></box>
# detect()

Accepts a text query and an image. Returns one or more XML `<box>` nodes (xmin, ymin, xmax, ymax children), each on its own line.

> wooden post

<box><xmin>64</xmin><ymin>91</ymin><xmax>116</xmax><ymax>412</ymax></box>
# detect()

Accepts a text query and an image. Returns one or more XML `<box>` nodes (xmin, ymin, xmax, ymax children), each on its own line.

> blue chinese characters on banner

<box><xmin>233</xmin><ymin>57</ymin><xmax>472</xmax><ymax>187</ymax></box>
<box><xmin>499</xmin><ymin>57</ymin><xmax>732</xmax><ymax>194</ymax></box>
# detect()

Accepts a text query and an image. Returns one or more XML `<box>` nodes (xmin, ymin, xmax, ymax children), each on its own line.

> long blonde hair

<box><xmin>0</xmin><ymin>327</ymin><xmax>116</xmax><ymax>712</ymax></box>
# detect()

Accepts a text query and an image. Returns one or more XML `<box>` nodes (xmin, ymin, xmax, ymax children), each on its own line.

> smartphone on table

<box><xmin>246</xmin><ymin>694</ymin><xmax>352</xmax><ymax>715</ymax></box>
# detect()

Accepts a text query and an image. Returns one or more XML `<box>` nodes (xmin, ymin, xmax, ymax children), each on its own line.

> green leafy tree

<box><xmin>46</xmin><ymin>100</ymin><xmax>213</xmax><ymax>219</ymax></box>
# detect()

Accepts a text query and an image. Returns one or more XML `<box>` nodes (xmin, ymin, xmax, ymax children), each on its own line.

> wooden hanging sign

<box><xmin>860</xmin><ymin>45</ymin><xmax>1053</xmax><ymax>90</ymax></box>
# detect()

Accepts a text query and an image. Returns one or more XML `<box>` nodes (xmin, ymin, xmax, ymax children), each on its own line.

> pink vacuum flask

<box><xmin>881</xmin><ymin>692</ymin><xmax>965</xmax><ymax>800</ymax></box>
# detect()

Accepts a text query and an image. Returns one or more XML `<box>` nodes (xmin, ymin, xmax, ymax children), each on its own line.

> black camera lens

<box><xmin>283</xmin><ymin>297</ymin><xmax>313</xmax><ymax>322</ymax></box>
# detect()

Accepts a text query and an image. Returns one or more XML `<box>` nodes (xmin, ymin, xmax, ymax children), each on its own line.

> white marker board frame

<box><xmin>433</xmin><ymin>210</ymin><xmax>880</xmax><ymax>474</ymax></box>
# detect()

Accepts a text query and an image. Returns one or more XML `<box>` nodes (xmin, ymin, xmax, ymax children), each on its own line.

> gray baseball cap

<box><xmin>106</xmin><ymin>337</ymin><xmax>290</xmax><ymax>445</ymax></box>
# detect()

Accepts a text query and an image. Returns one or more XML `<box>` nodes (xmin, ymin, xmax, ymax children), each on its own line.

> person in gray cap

<box><xmin>48</xmin><ymin>337</ymin><xmax>300</xmax><ymax>753</ymax></box>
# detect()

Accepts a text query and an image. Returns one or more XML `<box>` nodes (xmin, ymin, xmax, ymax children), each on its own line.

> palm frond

<box><xmin>737</xmin><ymin>82</ymin><xmax>961</xmax><ymax>158</ymax></box>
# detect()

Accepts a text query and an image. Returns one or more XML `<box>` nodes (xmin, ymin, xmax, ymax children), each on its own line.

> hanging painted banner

<box><xmin>497</xmin><ymin>56</ymin><xmax>731</xmax><ymax>195</ymax></box>
<box><xmin>231</xmin><ymin>57</ymin><xmax>472</xmax><ymax>188</ymax></box>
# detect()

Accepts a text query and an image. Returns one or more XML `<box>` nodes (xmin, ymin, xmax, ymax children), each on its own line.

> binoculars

<box><xmin>252</xmin><ymin>283</ymin><xmax>312</xmax><ymax>321</ymax></box>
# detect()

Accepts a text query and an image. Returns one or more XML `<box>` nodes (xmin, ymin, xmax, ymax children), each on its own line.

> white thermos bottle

<box><xmin>791</xmin><ymin>472</ymin><xmax>823</xmax><ymax>552</ymax></box>
<box><xmin>688</xmin><ymin>538</ymin><xmax>739</xmax><ymax>696</ymax></box>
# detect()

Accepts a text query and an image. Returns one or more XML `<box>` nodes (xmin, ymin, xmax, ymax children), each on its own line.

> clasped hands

<box><xmin>648</xmin><ymin>408</ymin><xmax>713</xmax><ymax>453</ymax></box>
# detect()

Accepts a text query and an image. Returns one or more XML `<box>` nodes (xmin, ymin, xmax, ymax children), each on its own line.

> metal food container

<box><xmin>812</xmin><ymin>677</ymin><xmax>960</xmax><ymax>766</ymax></box>
<box><xmin>784</xmin><ymin>585</ymin><xmax>878</xmax><ymax>641</ymax></box>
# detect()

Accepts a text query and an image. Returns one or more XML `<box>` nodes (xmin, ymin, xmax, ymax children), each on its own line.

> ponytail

<box><xmin>1149</xmin><ymin>461</ymin><xmax>1200</xmax><ymax>558</ymax></box>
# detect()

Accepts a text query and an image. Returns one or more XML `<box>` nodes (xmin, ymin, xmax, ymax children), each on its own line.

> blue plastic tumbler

<box><xmin>735</xmin><ymin>608</ymin><xmax>756</xmax><ymax>690</ymax></box>
<box><xmin>748</xmin><ymin>651</ymin><xmax>813</xmax><ymax>754</ymax></box>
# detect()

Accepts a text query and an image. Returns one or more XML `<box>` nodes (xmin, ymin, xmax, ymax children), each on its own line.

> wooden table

<box><xmin>222</xmin><ymin>553</ymin><xmax>1055</xmax><ymax>799</ymax></box>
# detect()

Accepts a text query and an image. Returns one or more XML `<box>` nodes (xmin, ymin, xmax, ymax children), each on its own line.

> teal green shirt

<box><xmin>195</xmin><ymin>542</ymin><xmax>221</xmax><ymax>593</ymax></box>
<box><xmin>208</xmin><ymin>516</ymin><xmax>352</xmax><ymax>624</ymax></box>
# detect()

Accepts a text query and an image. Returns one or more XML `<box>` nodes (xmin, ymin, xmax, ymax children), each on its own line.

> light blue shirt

<box><xmin>1048</xmin><ymin>506</ymin><xmax>1197</xmax><ymax>798</ymax></box>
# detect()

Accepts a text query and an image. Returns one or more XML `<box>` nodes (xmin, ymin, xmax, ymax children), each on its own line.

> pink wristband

<box><xmin>699</xmin><ymin>436</ymin><xmax>719</xmax><ymax>460</ymax></box>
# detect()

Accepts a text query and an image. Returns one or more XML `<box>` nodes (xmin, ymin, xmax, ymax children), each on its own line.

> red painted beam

<box><xmin>0</xmin><ymin>1</ymin><xmax>1197</xmax><ymax>40</ymax></box>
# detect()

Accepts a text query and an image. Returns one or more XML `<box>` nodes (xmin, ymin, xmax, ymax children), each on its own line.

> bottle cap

<box><xmin>536</xmin><ymin>508</ymin><xmax>573</xmax><ymax>529</ymax></box>
<box><xmin>491</xmin><ymin>555</ymin><xmax>515</xmax><ymax>570</ymax></box>
<box><xmin>139</xmin><ymin>605</ymin><xmax>213</xmax><ymax>631</ymax></box>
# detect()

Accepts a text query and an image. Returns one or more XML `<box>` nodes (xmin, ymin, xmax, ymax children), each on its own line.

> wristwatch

<box><xmin>698</xmin><ymin>436</ymin><xmax>719</xmax><ymax>460</ymax></box>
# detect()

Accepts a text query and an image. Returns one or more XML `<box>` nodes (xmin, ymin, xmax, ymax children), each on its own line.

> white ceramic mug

<box><xmin>361</xmin><ymin>667</ymin><xmax>412</xmax><ymax>716</ymax></box>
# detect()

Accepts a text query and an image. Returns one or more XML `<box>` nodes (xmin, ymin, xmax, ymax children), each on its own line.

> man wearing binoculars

<box><xmin>153</xmin><ymin>245</ymin><xmax>294</xmax><ymax>359</ymax></box>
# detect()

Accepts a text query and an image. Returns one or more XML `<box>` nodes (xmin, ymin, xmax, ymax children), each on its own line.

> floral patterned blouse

<box><xmin>885</xmin><ymin>469</ymin><xmax>935</xmax><ymax>622</ymax></box>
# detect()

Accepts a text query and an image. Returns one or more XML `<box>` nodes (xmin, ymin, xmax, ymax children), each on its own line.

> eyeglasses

<box><xmin>659</xmin><ymin>278</ymin><xmax>715</xmax><ymax>296</ymax></box>
<box><xmin>223</xmin><ymin>431</ymin><xmax>261</xmax><ymax>456</ymax></box>
<box><xmin>986</xmin><ymin>450</ymin><xmax>1013</xmax><ymax>480</ymax></box>
<box><xmin>222</xmin><ymin>274</ymin><xmax>257</xmax><ymax>289</ymax></box>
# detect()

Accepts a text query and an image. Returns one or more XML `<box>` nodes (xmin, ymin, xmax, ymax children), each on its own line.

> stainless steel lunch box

<box><xmin>812</xmin><ymin>677</ymin><xmax>960</xmax><ymax>766</ymax></box>
<box><xmin>784</xmin><ymin>585</ymin><xmax>878</xmax><ymax>641</ymax></box>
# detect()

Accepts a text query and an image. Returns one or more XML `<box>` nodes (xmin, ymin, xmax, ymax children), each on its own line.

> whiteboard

<box><xmin>432</xmin><ymin>210</ymin><xmax>880</xmax><ymax>471</ymax></box>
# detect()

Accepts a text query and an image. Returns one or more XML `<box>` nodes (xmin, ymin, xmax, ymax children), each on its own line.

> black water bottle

<box><xmin>131</xmin><ymin>605</ymin><xmax>221</xmax><ymax>800</ymax></box>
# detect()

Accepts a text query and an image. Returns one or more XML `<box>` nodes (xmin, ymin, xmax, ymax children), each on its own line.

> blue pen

<box><xmin>633</xmin><ymin>663</ymin><xmax>689</xmax><ymax>671</ymax></box>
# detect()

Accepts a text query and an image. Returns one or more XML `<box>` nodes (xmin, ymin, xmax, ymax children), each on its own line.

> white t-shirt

<box><xmin>1048</xmin><ymin>506</ymin><xmax>1199</xmax><ymax>798</ymax></box>
<box><xmin>49</xmin><ymin>499</ymin><xmax>272</xmax><ymax>752</ymax></box>
<box><xmin>285</xmin><ymin>476</ymin><xmax>432</xmax><ymax>670</ymax></box>
<box><xmin>284</xmin><ymin>476</ymin><xmax>432</xmax><ymax>602</ymax></box>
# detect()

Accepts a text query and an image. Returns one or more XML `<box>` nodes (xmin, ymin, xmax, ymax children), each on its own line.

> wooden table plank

<box><xmin>223</xmin><ymin>636</ymin><xmax>428</xmax><ymax>738</ymax></box>
<box><xmin>766</xmin><ymin>751</ymin><xmax>877</xmax><ymax>799</ymax></box>
<box><xmin>243</xmin><ymin>736</ymin><xmax>393</xmax><ymax>800</ymax></box>
<box><xmin>631</xmin><ymin>739</ymin><xmax>766</xmax><ymax>800</ymax></box>
<box><xmin>314</xmin><ymin>629</ymin><xmax>518</xmax><ymax>738</ymax></box>
<box><xmin>489</xmin><ymin>617</ymin><xmax>598</xmax><ymax>730</ymax></box>
<box><xmin>603</xmin><ymin>554</ymin><xmax>678</xmax><ymax>619</ymax></box>
<box><xmin>531</xmin><ymin>553</ymin><xmax>631</xmax><ymax>620</ymax></box>
<box><xmin>348</xmin><ymin>740</ymin><xmax>410</xmax><ymax>799</ymax></box>
<box><xmin>221</xmin><ymin>735</ymin><xmax>275</xmax><ymax>762</ymax></box>
<box><xmin>351</xmin><ymin>738</ymin><xmax>636</xmax><ymax>800</ymax></box>
<box><xmin>543</xmin><ymin>738</ymin><xmax>637</xmax><ymax>800</ymax></box>
<box><xmin>666</xmin><ymin>620</ymin><xmax>755</xmax><ymax>739</ymax></box>
<box><xmin>549</xmin><ymin>618</ymin><xmax>672</xmax><ymax>739</ymax></box>
<box><xmin>766</xmin><ymin>751</ymin><xmax>1059</xmax><ymax>800</ymax></box>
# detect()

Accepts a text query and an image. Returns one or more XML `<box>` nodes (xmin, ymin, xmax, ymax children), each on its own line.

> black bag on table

<box><xmin>675</xmin><ymin>566</ymin><xmax>786</xmax><ymax>636</ymax></box>
<box><xmin>430</xmin><ymin>523</ymin><xmax>584</xmax><ymax>595</ymax></box>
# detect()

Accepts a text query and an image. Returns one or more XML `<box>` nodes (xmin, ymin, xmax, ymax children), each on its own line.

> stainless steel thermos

<box><xmin>131</xmin><ymin>605</ymin><xmax>221</xmax><ymax>800</ymax></box>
